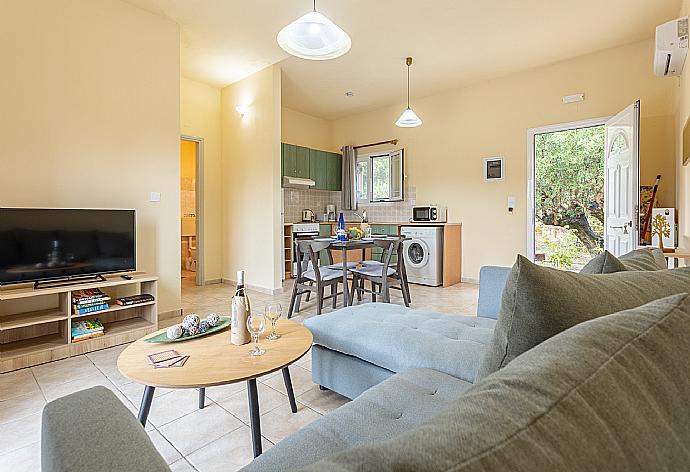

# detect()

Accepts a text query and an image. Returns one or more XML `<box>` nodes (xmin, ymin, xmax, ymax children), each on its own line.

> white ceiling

<box><xmin>126</xmin><ymin>0</ymin><xmax>681</xmax><ymax>120</ymax></box>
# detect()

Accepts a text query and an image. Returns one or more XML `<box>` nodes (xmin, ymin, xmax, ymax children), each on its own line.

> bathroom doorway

<box><xmin>180</xmin><ymin>135</ymin><xmax>204</xmax><ymax>287</ymax></box>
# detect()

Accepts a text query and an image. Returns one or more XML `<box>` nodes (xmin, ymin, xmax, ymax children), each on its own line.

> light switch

<box><xmin>150</xmin><ymin>192</ymin><xmax>161</xmax><ymax>202</ymax></box>
<box><xmin>507</xmin><ymin>196</ymin><xmax>516</xmax><ymax>213</ymax></box>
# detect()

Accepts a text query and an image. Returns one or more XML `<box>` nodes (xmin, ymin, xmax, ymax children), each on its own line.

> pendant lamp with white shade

<box><xmin>277</xmin><ymin>1</ymin><xmax>351</xmax><ymax>60</ymax></box>
<box><xmin>396</xmin><ymin>57</ymin><xmax>422</xmax><ymax>128</ymax></box>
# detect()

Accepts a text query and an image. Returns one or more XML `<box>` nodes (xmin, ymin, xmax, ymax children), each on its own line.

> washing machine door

<box><xmin>405</xmin><ymin>238</ymin><xmax>430</xmax><ymax>269</ymax></box>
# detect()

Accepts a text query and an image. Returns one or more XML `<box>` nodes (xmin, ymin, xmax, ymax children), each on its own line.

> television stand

<box><xmin>0</xmin><ymin>272</ymin><xmax>158</xmax><ymax>373</ymax></box>
<box><xmin>33</xmin><ymin>274</ymin><xmax>106</xmax><ymax>290</ymax></box>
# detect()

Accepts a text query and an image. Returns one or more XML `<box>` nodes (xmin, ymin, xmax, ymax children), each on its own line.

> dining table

<box><xmin>323</xmin><ymin>236</ymin><xmax>407</xmax><ymax>307</ymax></box>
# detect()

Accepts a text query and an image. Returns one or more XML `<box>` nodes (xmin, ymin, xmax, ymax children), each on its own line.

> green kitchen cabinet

<box><xmin>325</xmin><ymin>152</ymin><xmax>342</xmax><ymax>191</ymax></box>
<box><xmin>294</xmin><ymin>146</ymin><xmax>310</xmax><ymax>178</ymax></box>
<box><xmin>370</xmin><ymin>225</ymin><xmax>400</xmax><ymax>263</ymax></box>
<box><xmin>309</xmin><ymin>149</ymin><xmax>328</xmax><ymax>189</ymax></box>
<box><xmin>281</xmin><ymin>143</ymin><xmax>310</xmax><ymax>178</ymax></box>
<box><xmin>283</xmin><ymin>143</ymin><xmax>341</xmax><ymax>189</ymax></box>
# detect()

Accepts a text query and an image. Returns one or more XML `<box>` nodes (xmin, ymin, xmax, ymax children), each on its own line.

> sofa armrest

<box><xmin>42</xmin><ymin>386</ymin><xmax>170</xmax><ymax>472</ymax></box>
<box><xmin>476</xmin><ymin>266</ymin><xmax>511</xmax><ymax>319</ymax></box>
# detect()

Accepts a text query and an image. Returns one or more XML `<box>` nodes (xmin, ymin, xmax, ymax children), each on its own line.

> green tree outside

<box><xmin>535</xmin><ymin>126</ymin><xmax>605</xmax><ymax>266</ymax></box>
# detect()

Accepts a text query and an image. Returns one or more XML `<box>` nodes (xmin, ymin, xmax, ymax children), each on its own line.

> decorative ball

<box><xmin>166</xmin><ymin>325</ymin><xmax>183</xmax><ymax>340</ymax></box>
<box><xmin>187</xmin><ymin>325</ymin><xmax>200</xmax><ymax>336</ymax></box>
<box><xmin>206</xmin><ymin>313</ymin><xmax>220</xmax><ymax>327</ymax></box>
<box><xmin>198</xmin><ymin>321</ymin><xmax>209</xmax><ymax>333</ymax></box>
<box><xmin>182</xmin><ymin>314</ymin><xmax>200</xmax><ymax>330</ymax></box>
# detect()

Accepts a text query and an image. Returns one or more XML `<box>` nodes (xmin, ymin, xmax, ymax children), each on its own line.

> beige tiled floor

<box><xmin>0</xmin><ymin>277</ymin><xmax>478</xmax><ymax>471</ymax></box>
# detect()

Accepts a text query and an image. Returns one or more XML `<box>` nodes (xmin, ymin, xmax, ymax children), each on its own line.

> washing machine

<box><xmin>401</xmin><ymin>226</ymin><xmax>443</xmax><ymax>286</ymax></box>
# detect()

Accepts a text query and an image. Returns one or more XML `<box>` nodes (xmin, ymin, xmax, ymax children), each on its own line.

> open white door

<box><xmin>604</xmin><ymin>101</ymin><xmax>640</xmax><ymax>256</ymax></box>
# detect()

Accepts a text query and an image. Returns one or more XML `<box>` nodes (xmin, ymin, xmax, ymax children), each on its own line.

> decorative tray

<box><xmin>145</xmin><ymin>317</ymin><xmax>231</xmax><ymax>343</ymax></box>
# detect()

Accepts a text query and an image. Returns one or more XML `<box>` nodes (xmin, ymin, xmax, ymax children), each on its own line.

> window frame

<box><xmin>355</xmin><ymin>149</ymin><xmax>404</xmax><ymax>203</ymax></box>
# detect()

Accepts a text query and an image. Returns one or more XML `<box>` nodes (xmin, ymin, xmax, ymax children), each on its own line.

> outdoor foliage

<box><xmin>535</xmin><ymin>126</ymin><xmax>605</xmax><ymax>253</ymax></box>
<box><xmin>540</xmin><ymin>228</ymin><xmax>581</xmax><ymax>269</ymax></box>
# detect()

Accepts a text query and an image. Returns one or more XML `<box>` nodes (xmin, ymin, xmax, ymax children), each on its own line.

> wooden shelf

<box><xmin>102</xmin><ymin>317</ymin><xmax>154</xmax><ymax>337</ymax></box>
<box><xmin>0</xmin><ymin>334</ymin><xmax>66</xmax><ymax>358</ymax></box>
<box><xmin>0</xmin><ymin>273</ymin><xmax>157</xmax><ymax>301</ymax></box>
<box><xmin>0</xmin><ymin>309</ymin><xmax>67</xmax><ymax>331</ymax></box>
<box><xmin>72</xmin><ymin>301</ymin><xmax>156</xmax><ymax>320</ymax></box>
<box><xmin>0</xmin><ymin>272</ymin><xmax>158</xmax><ymax>373</ymax></box>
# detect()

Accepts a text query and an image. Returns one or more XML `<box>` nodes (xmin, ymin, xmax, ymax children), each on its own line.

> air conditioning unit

<box><xmin>654</xmin><ymin>16</ymin><xmax>689</xmax><ymax>77</ymax></box>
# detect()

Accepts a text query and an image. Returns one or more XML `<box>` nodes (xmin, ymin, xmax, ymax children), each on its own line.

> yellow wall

<box><xmin>0</xmin><ymin>0</ymin><xmax>181</xmax><ymax>313</ymax></box>
<box><xmin>282</xmin><ymin>107</ymin><xmax>335</xmax><ymax>152</ymax></box>
<box><xmin>221</xmin><ymin>65</ymin><xmax>283</xmax><ymax>291</ymax></box>
<box><xmin>677</xmin><ymin>1</ymin><xmax>690</xmax><ymax>250</ymax></box>
<box><xmin>332</xmin><ymin>39</ymin><xmax>676</xmax><ymax>280</ymax></box>
<box><xmin>181</xmin><ymin>77</ymin><xmax>223</xmax><ymax>282</ymax></box>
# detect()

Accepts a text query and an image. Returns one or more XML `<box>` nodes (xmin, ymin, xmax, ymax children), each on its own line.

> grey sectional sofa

<box><xmin>42</xmin><ymin>249</ymin><xmax>690</xmax><ymax>471</ymax></box>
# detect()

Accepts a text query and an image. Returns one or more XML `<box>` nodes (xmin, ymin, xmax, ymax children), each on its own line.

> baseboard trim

<box><xmin>461</xmin><ymin>277</ymin><xmax>479</xmax><ymax>284</ymax></box>
<box><xmin>204</xmin><ymin>278</ymin><xmax>222</xmax><ymax>285</ymax></box>
<box><xmin>159</xmin><ymin>309</ymin><xmax>182</xmax><ymax>321</ymax></box>
<box><xmin>221</xmin><ymin>278</ymin><xmax>284</xmax><ymax>296</ymax></box>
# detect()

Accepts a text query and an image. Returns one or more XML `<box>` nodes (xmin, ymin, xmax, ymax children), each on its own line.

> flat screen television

<box><xmin>0</xmin><ymin>208</ymin><xmax>136</xmax><ymax>285</ymax></box>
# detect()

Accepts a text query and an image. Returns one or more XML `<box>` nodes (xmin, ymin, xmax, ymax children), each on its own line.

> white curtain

<box><xmin>341</xmin><ymin>145</ymin><xmax>357</xmax><ymax>210</ymax></box>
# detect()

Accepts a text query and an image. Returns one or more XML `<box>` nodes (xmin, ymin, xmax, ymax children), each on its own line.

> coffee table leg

<box><xmin>199</xmin><ymin>388</ymin><xmax>205</xmax><ymax>409</ymax></box>
<box><xmin>247</xmin><ymin>379</ymin><xmax>262</xmax><ymax>457</ymax></box>
<box><xmin>138</xmin><ymin>385</ymin><xmax>155</xmax><ymax>426</ymax></box>
<box><xmin>282</xmin><ymin>368</ymin><xmax>298</xmax><ymax>413</ymax></box>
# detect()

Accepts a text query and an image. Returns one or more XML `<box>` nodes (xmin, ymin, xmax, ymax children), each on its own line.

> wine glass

<box><xmin>265</xmin><ymin>303</ymin><xmax>282</xmax><ymax>340</ymax></box>
<box><xmin>246</xmin><ymin>313</ymin><xmax>266</xmax><ymax>357</ymax></box>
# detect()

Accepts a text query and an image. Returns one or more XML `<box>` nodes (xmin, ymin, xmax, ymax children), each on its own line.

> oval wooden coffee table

<box><xmin>117</xmin><ymin>319</ymin><xmax>312</xmax><ymax>457</ymax></box>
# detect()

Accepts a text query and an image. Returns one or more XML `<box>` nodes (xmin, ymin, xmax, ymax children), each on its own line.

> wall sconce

<box><xmin>235</xmin><ymin>105</ymin><xmax>249</xmax><ymax>118</ymax></box>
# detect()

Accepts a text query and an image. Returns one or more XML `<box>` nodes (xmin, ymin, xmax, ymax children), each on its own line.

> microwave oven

<box><xmin>411</xmin><ymin>206</ymin><xmax>446</xmax><ymax>222</ymax></box>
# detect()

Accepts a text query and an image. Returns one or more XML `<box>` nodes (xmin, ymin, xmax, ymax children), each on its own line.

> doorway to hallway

<box><xmin>180</xmin><ymin>135</ymin><xmax>204</xmax><ymax>287</ymax></box>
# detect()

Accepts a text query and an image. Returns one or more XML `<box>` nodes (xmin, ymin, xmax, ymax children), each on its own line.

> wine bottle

<box><xmin>337</xmin><ymin>211</ymin><xmax>346</xmax><ymax>241</ymax></box>
<box><xmin>230</xmin><ymin>270</ymin><xmax>251</xmax><ymax>345</ymax></box>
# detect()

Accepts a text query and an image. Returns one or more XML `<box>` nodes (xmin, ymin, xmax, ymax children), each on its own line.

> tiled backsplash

<box><xmin>283</xmin><ymin>188</ymin><xmax>341</xmax><ymax>223</ymax></box>
<box><xmin>283</xmin><ymin>186</ymin><xmax>416</xmax><ymax>223</ymax></box>
<box><xmin>345</xmin><ymin>186</ymin><xmax>416</xmax><ymax>223</ymax></box>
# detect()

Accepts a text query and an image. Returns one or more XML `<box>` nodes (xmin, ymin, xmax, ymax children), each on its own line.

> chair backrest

<box><xmin>295</xmin><ymin>240</ymin><xmax>331</xmax><ymax>281</ymax></box>
<box><xmin>372</xmin><ymin>239</ymin><xmax>398</xmax><ymax>272</ymax></box>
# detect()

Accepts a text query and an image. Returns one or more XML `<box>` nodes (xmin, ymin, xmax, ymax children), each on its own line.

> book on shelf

<box><xmin>72</xmin><ymin>331</ymin><xmax>105</xmax><ymax>342</ymax></box>
<box><xmin>115</xmin><ymin>294</ymin><xmax>155</xmax><ymax>306</ymax></box>
<box><xmin>71</xmin><ymin>319</ymin><xmax>105</xmax><ymax>342</ymax></box>
<box><xmin>73</xmin><ymin>298</ymin><xmax>111</xmax><ymax>310</ymax></box>
<box><xmin>72</xmin><ymin>288</ymin><xmax>109</xmax><ymax>303</ymax></box>
<box><xmin>73</xmin><ymin>303</ymin><xmax>109</xmax><ymax>316</ymax></box>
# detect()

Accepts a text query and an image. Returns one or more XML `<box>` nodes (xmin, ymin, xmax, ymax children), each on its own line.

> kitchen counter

<box><xmin>286</xmin><ymin>221</ymin><xmax>460</xmax><ymax>226</ymax></box>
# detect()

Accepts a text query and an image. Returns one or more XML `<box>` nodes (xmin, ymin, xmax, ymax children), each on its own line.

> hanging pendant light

<box><xmin>277</xmin><ymin>1</ymin><xmax>351</xmax><ymax>61</ymax></box>
<box><xmin>396</xmin><ymin>57</ymin><xmax>422</xmax><ymax>128</ymax></box>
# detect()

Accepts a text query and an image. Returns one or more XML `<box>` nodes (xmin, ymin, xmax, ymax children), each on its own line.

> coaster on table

<box><xmin>153</xmin><ymin>355</ymin><xmax>189</xmax><ymax>368</ymax></box>
<box><xmin>147</xmin><ymin>350</ymin><xmax>181</xmax><ymax>365</ymax></box>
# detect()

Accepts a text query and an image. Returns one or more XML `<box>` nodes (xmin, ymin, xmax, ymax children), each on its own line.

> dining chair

<box><xmin>287</xmin><ymin>240</ymin><xmax>344</xmax><ymax>318</ymax></box>
<box><xmin>348</xmin><ymin>239</ymin><xmax>411</xmax><ymax>306</ymax></box>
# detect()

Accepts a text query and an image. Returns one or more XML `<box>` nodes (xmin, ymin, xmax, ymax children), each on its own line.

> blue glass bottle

<box><xmin>337</xmin><ymin>212</ymin><xmax>346</xmax><ymax>241</ymax></box>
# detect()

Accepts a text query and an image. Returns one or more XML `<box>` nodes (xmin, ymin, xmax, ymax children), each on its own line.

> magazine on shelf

<box><xmin>71</xmin><ymin>319</ymin><xmax>105</xmax><ymax>342</ymax></box>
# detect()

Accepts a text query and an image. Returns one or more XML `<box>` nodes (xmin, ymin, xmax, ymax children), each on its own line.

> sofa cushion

<box><xmin>304</xmin><ymin>303</ymin><xmax>496</xmax><ymax>384</ymax></box>
<box><xmin>299</xmin><ymin>294</ymin><xmax>690</xmax><ymax>472</ymax></box>
<box><xmin>619</xmin><ymin>247</ymin><xmax>667</xmax><ymax>270</ymax></box>
<box><xmin>42</xmin><ymin>386</ymin><xmax>170</xmax><ymax>472</ymax></box>
<box><xmin>476</xmin><ymin>255</ymin><xmax>690</xmax><ymax>380</ymax></box>
<box><xmin>578</xmin><ymin>250</ymin><xmax>626</xmax><ymax>274</ymax></box>
<box><xmin>243</xmin><ymin>368</ymin><xmax>472</xmax><ymax>472</ymax></box>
